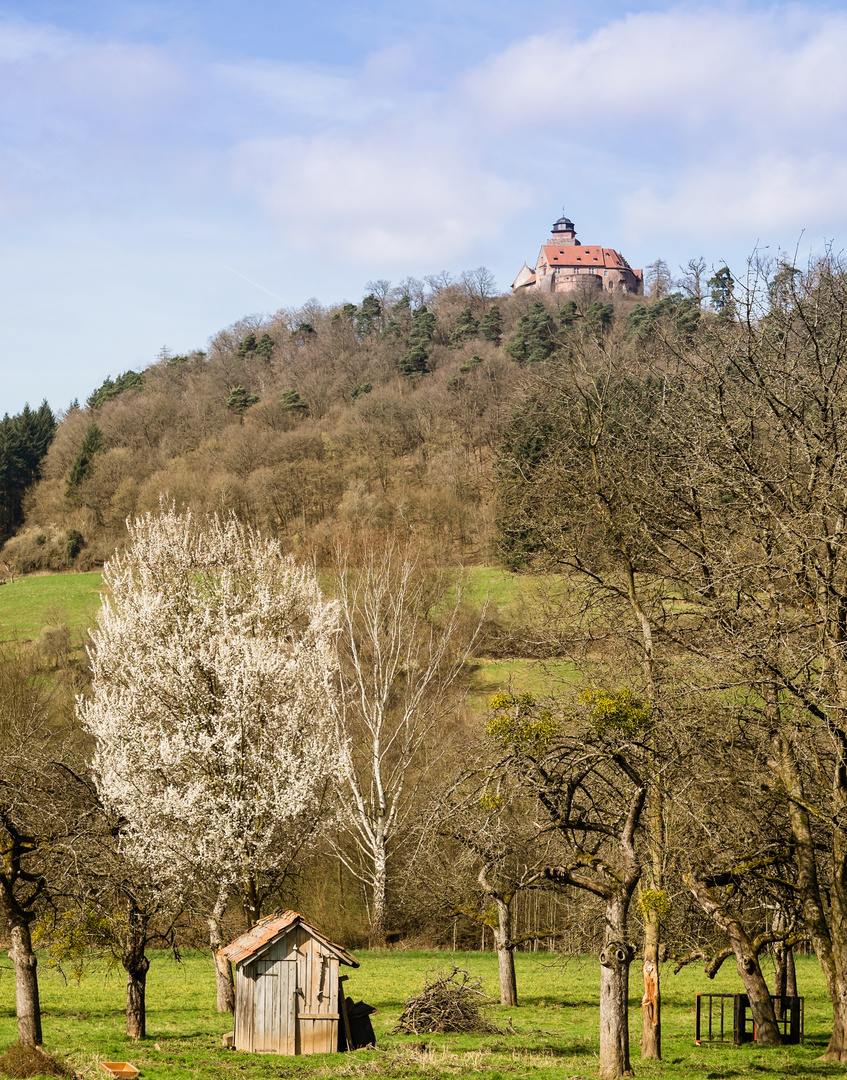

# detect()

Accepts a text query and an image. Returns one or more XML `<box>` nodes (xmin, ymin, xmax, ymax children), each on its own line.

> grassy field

<box><xmin>467</xmin><ymin>659</ymin><xmax>580</xmax><ymax>711</ymax></box>
<box><xmin>0</xmin><ymin>569</ymin><xmax>580</xmax><ymax>707</ymax></box>
<box><xmin>0</xmin><ymin>573</ymin><xmax>104</xmax><ymax>640</ymax></box>
<box><xmin>0</xmin><ymin>949</ymin><xmax>839</xmax><ymax>1080</ymax></box>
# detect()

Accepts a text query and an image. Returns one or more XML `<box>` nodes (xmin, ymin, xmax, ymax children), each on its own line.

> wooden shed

<box><xmin>221</xmin><ymin>911</ymin><xmax>359</xmax><ymax>1055</ymax></box>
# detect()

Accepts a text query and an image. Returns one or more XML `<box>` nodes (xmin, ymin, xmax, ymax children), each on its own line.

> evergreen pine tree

<box><xmin>226</xmin><ymin>386</ymin><xmax>260</xmax><ymax>414</ymax></box>
<box><xmin>356</xmin><ymin>294</ymin><xmax>382</xmax><ymax>336</ymax></box>
<box><xmin>383</xmin><ymin>295</ymin><xmax>412</xmax><ymax>339</ymax></box>
<box><xmin>558</xmin><ymin>300</ymin><xmax>579</xmax><ymax>327</ymax></box>
<box><xmin>87</xmin><ymin>370</ymin><xmax>143</xmax><ymax>409</ymax></box>
<box><xmin>459</xmin><ymin>354</ymin><xmax>484</xmax><ymax>373</ymax></box>
<box><xmin>67</xmin><ymin>422</ymin><xmax>104</xmax><ymax>496</ymax></box>
<box><xmin>236</xmin><ymin>332</ymin><xmax>257</xmax><ymax>358</ymax></box>
<box><xmin>399</xmin><ymin>305</ymin><xmax>437</xmax><ymax>377</ymax></box>
<box><xmin>584</xmin><ymin>301</ymin><xmax>614</xmax><ymax>341</ymax></box>
<box><xmin>505</xmin><ymin>301</ymin><xmax>557</xmax><ymax>364</ymax></box>
<box><xmin>708</xmin><ymin>266</ymin><xmax>735</xmax><ymax>318</ymax></box>
<box><xmin>399</xmin><ymin>344</ymin><xmax>430</xmax><ymax>378</ymax></box>
<box><xmin>255</xmin><ymin>333</ymin><xmax>275</xmax><ymax>360</ymax></box>
<box><xmin>281</xmin><ymin>389</ymin><xmax>308</xmax><ymax>413</ymax></box>
<box><xmin>290</xmin><ymin>322</ymin><xmax>316</xmax><ymax>344</ymax></box>
<box><xmin>479</xmin><ymin>304</ymin><xmax>503</xmax><ymax>344</ymax></box>
<box><xmin>449</xmin><ymin>307</ymin><xmax>480</xmax><ymax>347</ymax></box>
<box><xmin>625</xmin><ymin>294</ymin><xmax>700</xmax><ymax>343</ymax></box>
<box><xmin>0</xmin><ymin>402</ymin><xmax>56</xmax><ymax>540</ymax></box>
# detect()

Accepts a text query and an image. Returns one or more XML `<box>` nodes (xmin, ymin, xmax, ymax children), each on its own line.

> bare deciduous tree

<box><xmin>0</xmin><ymin>645</ymin><xmax>92</xmax><ymax>1045</ymax></box>
<box><xmin>486</xmin><ymin>689</ymin><xmax>650</xmax><ymax>1080</ymax></box>
<box><xmin>438</xmin><ymin>761</ymin><xmax>557</xmax><ymax>1006</ymax></box>
<box><xmin>331</xmin><ymin>542</ymin><xmax>480</xmax><ymax>945</ymax></box>
<box><xmin>644</xmin><ymin>259</ymin><xmax>673</xmax><ymax>300</ymax></box>
<box><xmin>678</xmin><ymin>256</ymin><xmax>707</xmax><ymax>302</ymax></box>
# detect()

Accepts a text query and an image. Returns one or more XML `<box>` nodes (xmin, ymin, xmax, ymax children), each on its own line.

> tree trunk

<box><xmin>685</xmin><ymin>875</ymin><xmax>781</xmax><ymax>1046</ymax></box>
<box><xmin>627</xmin><ymin>569</ymin><xmax>663</xmax><ymax>1062</ymax></box>
<box><xmin>736</xmin><ymin>952</ymin><xmax>780</xmax><ymax>1045</ymax></box>
<box><xmin>370</xmin><ymin>843</ymin><xmax>387</xmax><ymax>948</ymax></box>
<box><xmin>242</xmin><ymin>875</ymin><xmax>260</xmax><ymax>928</ymax></box>
<box><xmin>773</xmin><ymin>942</ymin><xmax>797</xmax><ymax>1017</ymax></box>
<box><xmin>640</xmin><ymin>908</ymin><xmax>661</xmax><ymax>1060</ymax></box>
<box><xmin>599</xmin><ymin>936</ymin><xmax>635</xmax><ymax>1079</ymax></box>
<box><xmin>122</xmin><ymin>907</ymin><xmax>150</xmax><ymax>1040</ymax></box>
<box><xmin>820</xmin><ymin>844</ymin><xmax>847</xmax><ymax>1061</ymax></box>
<box><xmin>125</xmin><ymin>955</ymin><xmax>150</xmax><ymax>1040</ymax></box>
<box><xmin>212</xmin><ymin>949</ymin><xmax>235</xmax><ymax>1013</ymax></box>
<box><xmin>786</xmin><ymin>947</ymin><xmax>797</xmax><ymax>996</ymax></box>
<box><xmin>769</xmin><ymin>731</ymin><xmax>846</xmax><ymax>1058</ymax></box>
<box><xmin>492</xmin><ymin>897</ymin><xmax>518</xmax><ymax>1006</ymax></box>
<box><xmin>208</xmin><ymin>893</ymin><xmax>235</xmax><ymax>1014</ymax></box>
<box><xmin>822</xmin><ymin>995</ymin><xmax>847</xmax><ymax>1062</ymax></box>
<box><xmin>9</xmin><ymin>918</ymin><xmax>42</xmax><ymax>1047</ymax></box>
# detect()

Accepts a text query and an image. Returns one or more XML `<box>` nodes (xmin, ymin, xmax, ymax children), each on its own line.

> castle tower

<box><xmin>550</xmin><ymin>214</ymin><xmax>578</xmax><ymax>245</ymax></box>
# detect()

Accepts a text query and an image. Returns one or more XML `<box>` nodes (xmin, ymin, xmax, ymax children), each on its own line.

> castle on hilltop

<box><xmin>512</xmin><ymin>214</ymin><xmax>643</xmax><ymax>295</ymax></box>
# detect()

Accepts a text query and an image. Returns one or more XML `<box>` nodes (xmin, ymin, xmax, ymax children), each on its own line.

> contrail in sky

<box><xmin>216</xmin><ymin>262</ymin><xmax>286</xmax><ymax>304</ymax></box>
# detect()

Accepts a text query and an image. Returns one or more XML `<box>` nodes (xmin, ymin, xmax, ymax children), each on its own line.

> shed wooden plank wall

<box><xmin>293</xmin><ymin>925</ymin><xmax>339</xmax><ymax>1054</ymax></box>
<box><xmin>234</xmin><ymin>926</ymin><xmax>340</xmax><ymax>1056</ymax></box>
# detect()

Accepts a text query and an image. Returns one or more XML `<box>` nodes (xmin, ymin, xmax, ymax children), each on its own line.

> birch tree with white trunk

<box><xmin>80</xmin><ymin>506</ymin><xmax>341</xmax><ymax>1015</ymax></box>
<box><xmin>331</xmin><ymin>544</ymin><xmax>480</xmax><ymax>945</ymax></box>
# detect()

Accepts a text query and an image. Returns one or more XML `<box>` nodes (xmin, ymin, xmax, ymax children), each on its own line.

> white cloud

<box><xmin>462</xmin><ymin>6</ymin><xmax>847</xmax><ymax>144</ymax></box>
<box><xmin>622</xmin><ymin>150</ymin><xmax>847</xmax><ymax>239</ymax></box>
<box><xmin>231</xmin><ymin>127</ymin><xmax>529</xmax><ymax>264</ymax></box>
<box><xmin>0</xmin><ymin>17</ymin><xmax>70</xmax><ymax>62</ymax></box>
<box><xmin>216</xmin><ymin>59</ymin><xmax>392</xmax><ymax>125</ymax></box>
<box><xmin>0</xmin><ymin>19</ymin><xmax>185</xmax><ymax>114</ymax></box>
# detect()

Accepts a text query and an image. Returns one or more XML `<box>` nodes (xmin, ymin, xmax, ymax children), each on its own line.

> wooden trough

<box><xmin>221</xmin><ymin>910</ymin><xmax>360</xmax><ymax>1055</ymax></box>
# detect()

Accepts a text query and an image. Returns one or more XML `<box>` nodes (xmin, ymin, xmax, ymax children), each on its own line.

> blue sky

<box><xmin>2</xmin><ymin>0</ymin><xmax>846</xmax><ymax>414</ymax></box>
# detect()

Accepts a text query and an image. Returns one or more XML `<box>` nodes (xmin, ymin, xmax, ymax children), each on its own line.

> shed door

<box><xmin>254</xmin><ymin>958</ymin><xmax>296</xmax><ymax>1054</ymax></box>
<box><xmin>295</xmin><ymin>950</ymin><xmax>338</xmax><ymax>1054</ymax></box>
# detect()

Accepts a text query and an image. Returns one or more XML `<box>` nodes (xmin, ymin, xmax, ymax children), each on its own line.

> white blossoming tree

<box><xmin>80</xmin><ymin>506</ymin><xmax>341</xmax><ymax>1020</ymax></box>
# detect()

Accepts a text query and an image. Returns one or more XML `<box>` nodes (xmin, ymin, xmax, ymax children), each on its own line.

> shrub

<box><xmin>0</xmin><ymin>526</ymin><xmax>70</xmax><ymax>573</ymax></box>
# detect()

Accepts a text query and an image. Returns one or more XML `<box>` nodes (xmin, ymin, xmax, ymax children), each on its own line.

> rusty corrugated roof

<box><xmin>221</xmin><ymin>910</ymin><xmax>359</xmax><ymax>968</ymax></box>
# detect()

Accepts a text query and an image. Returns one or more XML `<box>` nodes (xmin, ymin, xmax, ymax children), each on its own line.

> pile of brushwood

<box><xmin>394</xmin><ymin>967</ymin><xmax>501</xmax><ymax>1035</ymax></box>
<box><xmin>0</xmin><ymin>1044</ymin><xmax>76</xmax><ymax>1080</ymax></box>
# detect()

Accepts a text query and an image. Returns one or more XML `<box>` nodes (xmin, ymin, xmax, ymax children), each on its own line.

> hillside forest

<box><xmin>7</xmin><ymin>254</ymin><xmax>847</xmax><ymax>1075</ymax></box>
<box><xmin>0</xmin><ymin>264</ymin><xmax>706</xmax><ymax>572</ymax></box>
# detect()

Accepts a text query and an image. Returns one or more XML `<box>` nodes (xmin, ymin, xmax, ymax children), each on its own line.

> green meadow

<box><xmin>0</xmin><ymin>950</ymin><xmax>837</xmax><ymax>1080</ymax></box>
<box><xmin>0</xmin><ymin>569</ymin><xmax>582</xmax><ymax>706</ymax></box>
<box><xmin>0</xmin><ymin>573</ymin><xmax>104</xmax><ymax>640</ymax></box>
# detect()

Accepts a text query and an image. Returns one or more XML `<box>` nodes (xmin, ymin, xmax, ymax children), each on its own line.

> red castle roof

<box><xmin>540</xmin><ymin>245</ymin><xmax>632</xmax><ymax>270</ymax></box>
